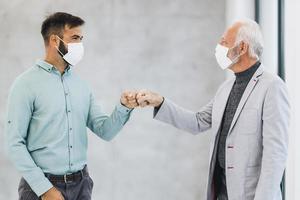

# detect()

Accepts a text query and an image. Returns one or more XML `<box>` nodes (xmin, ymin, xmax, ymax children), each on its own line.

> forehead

<box><xmin>63</xmin><ymin>25</ymin><xmax>82</xmax><ymax>36</ymax></box>
<box><xmin>221</xmin><ymin>23</ymin><xmax>241</xmax><ymax>43</ymax></box>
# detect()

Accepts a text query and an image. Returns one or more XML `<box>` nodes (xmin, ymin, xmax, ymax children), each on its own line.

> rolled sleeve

<box><xmin>87</xmin><ymin>93</ymin><xmax>133</xmax><ymax>141</ymax></box>
<box><xmin>5</xmin><ymin>78</ymin><xmax>53</xmax><ymax>196</ymax></box>
<box><xmin>117</xmin><ymin>103</ymin><xmax>134</xmax><ymax>115</ymax></box>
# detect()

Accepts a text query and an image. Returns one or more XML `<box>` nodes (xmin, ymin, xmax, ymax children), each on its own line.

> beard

<box><xmin>57</xmin><ymin>40</ymin><xmax>70</xmax><ymax>65</ymax></box>
<box><xmin>58</xmin><ymin>41</ymin><xmax>68</xmax><ymax>56</ymax></box>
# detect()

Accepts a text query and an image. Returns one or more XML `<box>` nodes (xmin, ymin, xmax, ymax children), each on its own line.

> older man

<box><xmin>136</xmin><ymin>19</ymin><xmax>290</xmax><ymax>200</ymax></box>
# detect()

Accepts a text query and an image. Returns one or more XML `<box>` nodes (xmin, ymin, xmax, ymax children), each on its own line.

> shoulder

<box><xmin>258</xmin><ymin>71</ymin><xmax>289</xmax><ymax>103</ymax></box>
<box><xmin>10</xmin><ymin>66</ymin><xmax>37</xmax><ymax>91</ymax></box>
<box><xmin>8</xmin><ymin>66</ymin><xmax>38</xmax><ymax>100</ymax></box>
<box><xmin>260</xmin><ymin>71</ymin><xmax>287</xmax><ymax>91</ymax></box>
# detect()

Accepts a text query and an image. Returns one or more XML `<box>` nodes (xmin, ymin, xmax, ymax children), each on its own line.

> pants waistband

<box><xmin>45</xmin><ymin>165</ymin><xmax>89</xmax><ymax>183</ymax></box>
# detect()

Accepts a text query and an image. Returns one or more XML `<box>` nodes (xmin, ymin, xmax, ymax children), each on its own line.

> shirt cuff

<box><xmin>31</xmin><ymin>177</ymin><xmax>53</xmax><ymax>197</ymax></box>
<box><xmin>116</xmin><ymin>103</ymin><xmax>133</xmax><ymax>114</ymax></box>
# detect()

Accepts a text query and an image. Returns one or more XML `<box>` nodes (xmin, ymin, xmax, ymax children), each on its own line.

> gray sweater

<box><xmin>217</xmin><ymin>61</ymin><xmax>261</xmax><ymax>169</ymax></box>
<box><xmin>213</xmin><ymin>61</ymin><xmax>261</xmax><ymax>199</ymax></box>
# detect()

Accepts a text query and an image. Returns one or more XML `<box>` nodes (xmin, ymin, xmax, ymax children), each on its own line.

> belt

<box><xmin>45</xmin><ymin>165</ymin><xmax>89</xmax><ymax>183</ymax></box>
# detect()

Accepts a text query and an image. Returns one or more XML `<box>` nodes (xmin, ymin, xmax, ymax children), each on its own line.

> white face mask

<box><xmin>56</xmin><ymin>37</ymin><xmax>84</xmax><ymax>66</ymax></box>
<box><xmin>215</xmin><ymin>44</ymin><xmax>239</xmax><ymax>70</ymax></box>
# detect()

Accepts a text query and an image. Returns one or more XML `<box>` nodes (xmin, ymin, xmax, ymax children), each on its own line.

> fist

<box><xmin>136</xmin><ymin>90</ymin><xmax>164</xmax><ymax>107</ymax></box>
<box><xmin>41</xmin><ymin>187</ymin><xmax>64</xmax><ymax>200</ymax></box>
<box><xmin>121</xmin><ymin>91</ymin><xmax>139</xmax><ymax>109</ymax></box>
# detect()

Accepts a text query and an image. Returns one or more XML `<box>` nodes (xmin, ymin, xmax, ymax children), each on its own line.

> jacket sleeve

<box><xmin>153</xmin><ymin>98</ymin><xmax>214</xmax><ymax>134</ymax></box>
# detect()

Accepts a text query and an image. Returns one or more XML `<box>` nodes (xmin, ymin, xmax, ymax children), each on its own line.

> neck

<box><xmin>231</xmin><ymin>57</ymin><xmax>258</xmax><ymax>73</ymax></box>
<box><xmin>44</xmin><ymin>53</ymin><xmax>68</xmax><ymax>74</ymax></box>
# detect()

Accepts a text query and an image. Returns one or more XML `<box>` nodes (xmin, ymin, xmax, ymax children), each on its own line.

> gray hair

<box><xmin>234</xmin><ymin>19</ymin><xmax>264</xmax><ymax>59</ymax></box>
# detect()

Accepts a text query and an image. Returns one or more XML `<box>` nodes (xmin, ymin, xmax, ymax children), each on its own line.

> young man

<box><xmin>5</xmin><ymin>12</ymin><xmax>138</xmax><ymax>200</ymax></box>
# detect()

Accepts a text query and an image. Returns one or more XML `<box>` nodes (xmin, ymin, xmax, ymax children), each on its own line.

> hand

<box><xmin>136</xmin><ymin>90</ymin><xmax>164</xmax><ymax>107</ymax></box>
<box><xmin>121</xmin><ymin>91</ymin><xmax>139</xmax><ymax>109</ymax></box>
<box><xmin>41</xmin><ymin>187</ymin><xmax>64</xmax><ymax>200</ymax></box>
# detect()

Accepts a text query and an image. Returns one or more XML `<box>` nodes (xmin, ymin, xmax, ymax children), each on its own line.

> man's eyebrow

<box><xmin>71</xmin><ymin>35</ymin><xmax>83</xmax><ymax>39</ymax></box>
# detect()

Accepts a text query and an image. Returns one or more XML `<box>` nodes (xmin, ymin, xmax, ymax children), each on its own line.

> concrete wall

<box><xmin>0</xmin><ymin>0</ymin><xmax>225</xmax><ymax>199</ymax></box>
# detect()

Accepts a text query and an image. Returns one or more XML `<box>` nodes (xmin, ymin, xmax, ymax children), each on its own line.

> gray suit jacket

<box><xmin>154</xmin><ymin>66</ymin><xmax>290</xmax><ymax>200</ymax></box>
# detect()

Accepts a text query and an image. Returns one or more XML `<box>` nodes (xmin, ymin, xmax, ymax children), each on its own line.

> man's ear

<box><xmin>239</xmin><ymin>41</ymin><xmax>248</xmax><ymax>56</ymax></box>
<box><xmin>49</xmin><ymin>35</ymin><xmax>59</xmax><ymax>48</ymax></box>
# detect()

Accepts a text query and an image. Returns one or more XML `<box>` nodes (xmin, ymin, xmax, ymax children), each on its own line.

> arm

<box><xmin>254</xmin><ymin>80</ymin><xmax>290</xmax><ymax>200</ymax></box>
<box><xmin>5</xmin><ymin>80</ymin><xmax>53</xmax><ymax>197</ymax></box>
<box><xmin>86</xmin><ymin>92</ymin><xmax>133</xmax><ymax>141</ymax></box>
<box><xmin>154</xmin><ymin>98</ymin><xmax>213</xmax><ymax>134</ymax></box>
<box><xmin>136</xmin><ymin>90</ymin><xmax>213</xmax><ymax>134</ymax></box>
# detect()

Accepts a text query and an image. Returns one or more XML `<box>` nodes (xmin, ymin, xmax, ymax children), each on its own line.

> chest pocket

<box><xmin>234</xmin><ymin>108</ymin><xmax>258</xmax><ymax>134</ymax></box>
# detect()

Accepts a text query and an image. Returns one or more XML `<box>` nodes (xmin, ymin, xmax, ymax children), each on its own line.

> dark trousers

<box><xmin>214</xmin><ymin>162</ymin><xmax>228</xmax><ymax>200</ymax></box>
<box><xmin>18</xmin><ymin>167</ymin><xmax>93</xmax><ymax>200</ymax></box>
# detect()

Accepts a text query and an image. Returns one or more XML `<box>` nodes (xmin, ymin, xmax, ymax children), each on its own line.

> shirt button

<box><xmin>68</xmin><ymin>110</ymin><xmax>71</xmax><ymax>113</ymax></box>
<box><xmin>70</xmin><ymin>163</ymin><xmax>73</xmax><ymax>166</ymax></box>
<box><xmin>65</xmin><ymin>93</ymin><xmax>68</xmax><ymax>96</ymax></box>
<box><xmin>69</xmin><ymin>145</ymin><xmax>73</xmax><ymax>148</ymax></box>
<box><xmin>70</xmin><ymin>128</ymin><xmax>72</xmax><ymax>131</ymax></box>
<box><xmin>8</xmin><ymin>121</ymin><xmax>11</xmax><ymax>124</ymax></box>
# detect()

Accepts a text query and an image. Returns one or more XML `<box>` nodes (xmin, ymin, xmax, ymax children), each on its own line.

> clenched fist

<box><xmin>121</xmin><ymin>91</ymin><xmax>139</xmax><ymax>109</ymax></box>
<box><xmin>136</xmin><ymin>90</ymin><xmax>164</xmax><ymax>107</ymax></box>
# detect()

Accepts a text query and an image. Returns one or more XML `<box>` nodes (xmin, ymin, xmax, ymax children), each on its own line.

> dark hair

<box><xmin>41</xmin><ymin>12</ymin><xmax>85</xmax><ymax>45</ymax></box>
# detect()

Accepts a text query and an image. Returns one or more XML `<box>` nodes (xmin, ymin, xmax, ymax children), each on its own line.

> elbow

<box><xmin>5</xmin><ymin>140</ymin><xmax>23</xmax><ymax>160</ymax></box>
<box><xmin>102</xmin><ymin>134</ymin><xmax>115</xmax><ymax>142</ymax></box>
<box><xmin>4</xmin><ymin>139</ymin><xmax>15</xmax><ymax>156</ymax></box>
<box><xmin>190</xmin><ymin>124</ymin><xmax>209</xmax><ymax>135</ymax></box>
<box><xmin>100</xmin><ymin>124</ymin><xmax>124</xmax><ymax>141</ymax></box>
<box><xmin>4</xmin><ymin>143</ymin><xmax>11</xmax><ymax>157</ymax></box>
<box><xmin>100</xmin><ymin>130</ymin><xmax>119</xmax><ymax>142</ymax></box>
<box><xmin>189</xmin><ymin>129</ymin><xmax>201</xmax><ymax>135</ymax></box>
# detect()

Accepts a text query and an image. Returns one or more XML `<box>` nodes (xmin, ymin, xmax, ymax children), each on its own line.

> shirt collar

<box><xmin>36</xmin><ymin>59</ymin><xmax>72</xmax><ymax>74</ymax></box>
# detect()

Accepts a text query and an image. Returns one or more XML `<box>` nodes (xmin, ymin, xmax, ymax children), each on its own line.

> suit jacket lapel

<box><xmin>214</xmin><ymin>79</ymin><xmax>235</xmax><ymax>133</ymax></box>
<box><xmin>208</xmin><ymin>79</ymin><xmax>234</xmax><ymax>167</ymax></box>
<box><xmin>207</xmin><ymin>79</ymin><xmax>234</xmax><ymax>200</ymax></box>
<box><xmin>228</xmin><ymin>66</ymin><xmax>264</xmax><ymax>135</ymax></box>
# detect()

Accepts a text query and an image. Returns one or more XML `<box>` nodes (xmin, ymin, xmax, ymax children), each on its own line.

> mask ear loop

<box><xmin>55</xmin><ymin>36</ymin><xmax>68</xmax><ymax>56</ymax></box>
<box><xmin>230</xmin><ymin>42</ymin><xmax>243</xmax><ymax>61</ymax></box>
<box><xmin>56</xmin><ymin>46</ymin><xmax>64</xmax><ymax>56</ymax></box>
<box><xmin>56</xmin><ymin>35</ymin><xmax>67</xmax><ymax>44</ymax></box>
<box><xmin>238</xmin><ymin>42</ymin><xmax>259</xmax><ymax>61</ymax></box>
<box><xmin>225</xmin><ymin>43</ymin><xmax>242</xmax><ymax>68</ymax></box>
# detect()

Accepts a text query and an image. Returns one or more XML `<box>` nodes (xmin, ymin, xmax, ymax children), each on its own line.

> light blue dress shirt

<box><xmin>5</xmin><ymin>60</ymin><xmax>133</xmax><ymax>196</ymax></box>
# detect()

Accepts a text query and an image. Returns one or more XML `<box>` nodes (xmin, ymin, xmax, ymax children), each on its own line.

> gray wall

<box><xmin>0</xmin><ymin>0</ymin><xmax>225</xmax><ymax>199</ymax></box>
